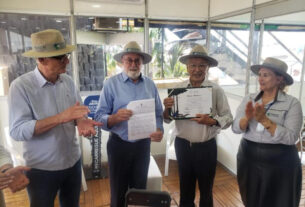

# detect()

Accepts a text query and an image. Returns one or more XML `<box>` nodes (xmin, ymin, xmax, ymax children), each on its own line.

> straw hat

<box><xmin>113</xmin><ymin>41</ymin><xmax>152</xmax><ymax>64</ymax></box>
<box><xmin>179</xmin><ymin>45</ymin><xmax>218</xmax><ymax>67</ymax></box>
<box><xmin>251</xmin><ymin>57</ymin><xmax>293</xmax><ymax>85</ymax></box>
<box><xmin>22</xmin><ymin>29</ymin><xmax>75</xmax><ymax>58</ymax></box>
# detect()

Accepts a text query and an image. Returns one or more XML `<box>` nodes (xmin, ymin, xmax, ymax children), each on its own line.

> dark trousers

<box><xmin>26</xmin><ymin>159</ymin><xmax>81</xmax><ymax>207</ymax></box>
<box><xmin>237</xmin><ymin>139</ymin><xmax>302</xmax><ymax>207</ymax></box>
<box><xmin>107</xmin><ymin>133</ymin><xmax>151</xmax><ymax>207</ymax></box>
<box><xmin>175</xmin><ymin>137</ymin><xmax>217</xmax><ymax>207</ymax></box>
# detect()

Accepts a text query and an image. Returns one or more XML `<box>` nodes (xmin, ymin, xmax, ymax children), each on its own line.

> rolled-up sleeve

<box><xmin>94</xmin><ymin>80</ymin><xmax>112</xmax><ymax>131</ymax></box>
<box><xmin>272</xmin><ymin>99</ymin><xmax>303</xmax><ymax>145</ymax></box>
<box><xmin>214</xmin><ymin>86</ymin><xmax>233</xmax><ymax>129</ymax></box>
<box><xmin>232</xmin><ymin>95</ymin><xmax>249</xmax><ymax>134</ymax></box>
<box><xmin>9</xmin><ymin>81</ymin><xmax>36</xmax><ymax>141</ymax></box>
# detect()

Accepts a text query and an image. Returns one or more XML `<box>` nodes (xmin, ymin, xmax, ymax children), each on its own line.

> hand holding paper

<box><xmin>150</xmin><ymin>129</ymin><xmax>163</xmax><ymax>142</ymax></box>
<box><xmin>190</xmin><ymin>114</ymin><xmax>217</xmax><ymax>126</ymax></box>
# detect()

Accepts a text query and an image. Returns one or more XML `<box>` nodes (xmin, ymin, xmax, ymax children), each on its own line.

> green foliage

<box><xmin>150</xmin><ymin>28</ymin><xmax>188</xmax><ymax>79</ymax></box>
<box><xmin>106</xmin><ymin>53</ymin><xmax>117</xmax><ymax>76</ymax></box>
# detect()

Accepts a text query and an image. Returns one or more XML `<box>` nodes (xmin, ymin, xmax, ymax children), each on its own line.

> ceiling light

<box><xmin>1</xmin><ymin>21</ymin><xmax>6</xmax><ymax>24</ymax></box>
<box><xmin>92</xmin><ymin>4</ymin><xmax>101</xmax><ymax>8</ymax></box>
<box><xmin>21</xmin><ymin>17</ymin><xmax>27</xmax><ymax>21</ymax></box>
<box><xmin>56</xmin><ymin>20</ymin><xmax>62</xmax><ymax>23</ymax></box>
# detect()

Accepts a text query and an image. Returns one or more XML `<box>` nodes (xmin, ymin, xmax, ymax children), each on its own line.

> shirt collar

<box><xmin>34</xmin><ymin>67</ymin><xmax>62</xmax><ymax>88</ymax></box>
<box><xmin>186</xmin><ymin>78</ymin><xmax>206</xmax><ymax>88</ymax></box>
<box><xmin>34</xmin><ymin>67</ymin><xmax>48</xmax><ymax>88</ymax></box>
<box><xmin>254</xmin><ymin>90</ymin><xmax>286</xmax><ymax>103</ymax></box>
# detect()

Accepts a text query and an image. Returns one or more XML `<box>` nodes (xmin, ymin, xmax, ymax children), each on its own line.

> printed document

<box><xmin>127</xmin><ymin>98</ymin><xmax>156</xmax><ymax>140</ymax></box>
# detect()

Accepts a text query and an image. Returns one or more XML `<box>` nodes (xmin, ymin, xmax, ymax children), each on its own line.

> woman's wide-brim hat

<box><xmin>179</xmin><ymin>45</ymin><xmax>218</xmax><ymax>67</ymax></box>
<box><xmin>22</xmin><ymin>29</ymin><xmax>76</xmax><ymax>58</ymax></box>
<box><xmin>251</xmin><ymin>57</ymin><xmax>293</xmax><ymax>85</ymax></box>
<box><xmin>113</xmin><ymin>41</ymin><xmax>152</xmax><ymax>65</ymax></box>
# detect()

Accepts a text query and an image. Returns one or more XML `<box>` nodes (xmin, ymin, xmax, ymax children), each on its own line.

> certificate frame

<box><xmin>167</xmin><ymin>87</ymin><xmax>212</xmax><ymax>120</ymax></box>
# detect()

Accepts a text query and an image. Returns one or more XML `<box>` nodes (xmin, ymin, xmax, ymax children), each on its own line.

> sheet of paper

<box><xmin>170</xmin><ymin>87</ymin><xmax>212</xmax><ymax>119</ymax></box>
<box><xmin>127</xmin><ymin>98</ymin><xmax>156</xmax><ymax>140</ymax></box>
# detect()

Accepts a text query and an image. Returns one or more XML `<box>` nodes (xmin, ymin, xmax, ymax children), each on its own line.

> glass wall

<box><xmin>148</xmin><ymin>20</ymin><xmax>206</xmax><ymax>79</ymax></box>
<box><xmin>75</xmin><ymin>17</ymin><xmax>144</xmax><ymax>91</ymax></box>
<box><xmin>210</xmin><ymin>13</ymin><xmax>251</xmax><ymax>95</ymax></box>
<box><xmin>0</xmin><ymin>13</ymin><xmax>71</xmax><ymax>96</ymax></box>
<box><xmin>262</xmin><ymin>17</ymin><xmax>305</xmax><ymax>111</ymax></box>
<box><xmin>260</xmin><ymin>12</ymin><xmax>305</xmax><ymax>115</ymax></box>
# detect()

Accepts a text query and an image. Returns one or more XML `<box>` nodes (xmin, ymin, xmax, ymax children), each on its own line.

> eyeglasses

<box><xmin>50</xmin><ymin>54</ymin><xmax>70</xmax><ymax>62</ymax></box>
<box><xmin>188</xmin><ymin>64</ymin><xmax>209</xmax><ymax>71</ymax></box>
<box><xmin>123</xmin><ymin>58</ymin><xmax>141</xmax><ymax>66</ymax></box>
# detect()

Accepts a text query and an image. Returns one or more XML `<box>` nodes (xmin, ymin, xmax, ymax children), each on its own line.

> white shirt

<box><xmin>165</xmin><ymin>79</ymin><xmax>233</xmax><ymax>143</ymax></box>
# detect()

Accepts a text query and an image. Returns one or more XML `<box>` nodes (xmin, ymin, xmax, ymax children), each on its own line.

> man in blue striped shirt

<box><xmin>95</xmin><ymin>41</ymin><xmax>163</xmax><ymax>207</ymax></box>
<box><xmin>9</xmin><ymin>29</ymin><xmax>101</xmax><ymax>207</ymax></box>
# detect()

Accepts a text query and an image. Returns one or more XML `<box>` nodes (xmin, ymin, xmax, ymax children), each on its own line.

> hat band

<box><xmin>33</xmin><ymin>42</ymin><xmax>66</xmax><ymax>52</ymax></box>
<box><xmin>191</xmin><ymin>52</ymin><xmax>208</xmax><ymax>56</ymax></box>
<box><xmin>125</xmin><ymin>48</ymin><xmax>141</xmax><ymax>52</ymax></box>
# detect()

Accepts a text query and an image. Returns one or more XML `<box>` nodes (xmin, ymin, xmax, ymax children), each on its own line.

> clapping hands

<box><xmin>0</xmin><ymin>165</ymin><xmax>30</xmax><ymax>193</ymax></box>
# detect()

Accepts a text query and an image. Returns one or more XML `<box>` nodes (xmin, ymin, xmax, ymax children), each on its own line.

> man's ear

<box><xmin>37</xmin><ymin>57</ymin><xmax>47</xmax><ymax>65</ymax></box>
<box><xmin>277</xmin><ymin>75</ymin><xmax>284</xmax><ymax>83</ymax></box>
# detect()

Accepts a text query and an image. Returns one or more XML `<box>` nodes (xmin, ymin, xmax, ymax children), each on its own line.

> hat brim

<box><xmin>114</xmin><ymin>51</ymin><xmax>152</xmax><ymax>65</ymax></box>
<box><xmin>251</xmin><ymin>64</ymin><xmax>293</xmax><ymax>85</ymax></box>
<box><xmin>179</xmin><ymin>54</ymin><xmax>218</xmax><ymax>67</ymax></box>
<box><xmin>22</xmin><ymin>45</ymin><xmax>76</xmax><ymax>58</ymax></box>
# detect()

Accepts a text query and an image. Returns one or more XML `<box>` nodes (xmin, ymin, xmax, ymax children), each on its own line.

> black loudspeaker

<box><xmin>125</xmin><ymin>189</ymin><xmax>171</xmax><ymax>207</ymax></box>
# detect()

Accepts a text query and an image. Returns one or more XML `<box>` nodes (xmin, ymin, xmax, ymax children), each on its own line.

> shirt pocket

<box><xmin>266</xmin><ymin>109</ymin><xmax>287</xmax><ymax>125</ymax></box>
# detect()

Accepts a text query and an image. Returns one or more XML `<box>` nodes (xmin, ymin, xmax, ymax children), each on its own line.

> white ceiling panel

<box><xmin>148</xmin><ymin>0</ymin><xmax>209</xmax><ymax>21</ymax></box>
<box><xmin>0</xmin><ymin>0</ymin><xmax>70</xmax><ymax>15</ymax></box>
<box><xmin>74</xmin><ymin>0</ymin><xmax>145</xmax><ymax>17</ymax></box>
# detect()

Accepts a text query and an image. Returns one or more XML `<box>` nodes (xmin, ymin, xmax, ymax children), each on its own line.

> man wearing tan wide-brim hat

<box><xmin>163</xmin><ymin>44</ymin><xmax>233</xmax><ymax>207</ymax></box>
<box><xmin>94</xmin><ymin>41</ymin><xmax>164</xmax><ymax>207</ymax></box>
<box><xmin>9</xmin><ymin>29</ymin><xmax>102</xmax><ymax>207</ymax></box>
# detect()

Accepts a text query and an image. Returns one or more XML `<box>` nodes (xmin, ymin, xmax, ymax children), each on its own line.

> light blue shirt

<box><xmin>232</xmin><ymin>90</ymin><xmax>303</xmax><ymax>145</ymax></box>
<box><xmin>95</xmin><ymin>72</ymin><xmax>164</xmax><ymax>141</ymax></box>
<box><xmin>9</xmin><ymin>67</ymin><xmax>81</xmax><ymax>170</ymax></box>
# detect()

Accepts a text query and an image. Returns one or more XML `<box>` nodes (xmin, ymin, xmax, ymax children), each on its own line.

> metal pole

<box><xmin>69</xmin><ymin>0</ymin><xmax>84</xmax><ymax>173</ymax></box>
<box><xmin>144</xmin><ymin>0</ymin><xmax>149</xmax><ymax>77</ymax></box>
<box><xmin>299</xmin><ymin>45</ymin><xmax>305</xmax><ymax>102</ymax></box>
<box><xmin>245</xmin><ymin>0</ymin><xmax>256</xmax><ymax>95</ymax></box>
<box><xmin>161</xmin><ymin>27</ymin><xmax>164</xmax><ymax>78</ymax></box>
<box><xmin>256</xmin><ymin>19</ymin><xmax>264</xmax><ymax>91</ymax></box>
<box><xmin>206</xmin><ymin>0</ymin><xmax>211</xmax><ymax>52</ymax></box>
<box><xmin>69</xmin><ymin>0</ymin><xmax>80</xmax><ymax>89</ymax></box>
<box><xmin>6</xmin><ymin>29</ymin><xmax>12</xmax><ymax>54</ymax></box>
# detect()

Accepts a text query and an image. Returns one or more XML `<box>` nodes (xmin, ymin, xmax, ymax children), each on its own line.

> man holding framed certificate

<box><xmin>163</xmin><ymin>45</ymin><xmax>233</xmax><ymax>207</ymax></box>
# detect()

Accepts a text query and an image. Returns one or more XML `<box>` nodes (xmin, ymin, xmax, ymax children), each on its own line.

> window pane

<box><xmin>149</xmin><ymin>21</ymin><xmax>206</xmax><ymax>79</ymax></box>
<box><xmin>210</xmin><ymin>17</ymin><xmax>251</xmax><ymax>95</ymax></box>
<box><xmin>0</xmin><ymin>13</ymin><xmax>71</xmax><ymax>96</ymax></box>
<box><xmin>261</xmin><ymin>12</ymin><xmax>305</xmax><ymax>116</ymax></box>
<box><xmin>75</xmin><ymin>17</ymin><xmax>144</xmax><ymax>91</ymax></box>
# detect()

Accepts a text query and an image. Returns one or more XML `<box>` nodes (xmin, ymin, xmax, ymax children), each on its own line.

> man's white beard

<box><xmin>126</xmin><ymin>70</ymin><xmax>141</xmax><ymax>80</ymax></box>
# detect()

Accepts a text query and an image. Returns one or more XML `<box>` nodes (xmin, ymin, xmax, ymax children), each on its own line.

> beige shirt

<box><xmin>0</xmin><ymin>145</ymin><xmax>12</xmax><ymax>207</ymax></box>
<box><xmin>165</xmin><ymin>79</ymin><xmax>233</xmax><ymax>143</ymax></box>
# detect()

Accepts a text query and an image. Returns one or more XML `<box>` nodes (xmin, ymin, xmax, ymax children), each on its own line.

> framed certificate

<box><xmin>167</xmin><ymin>87</ymin><xmax>212</xmax><ymax>120</ymax></box>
